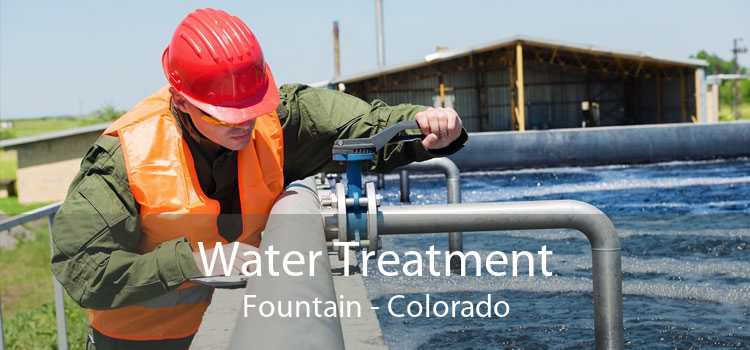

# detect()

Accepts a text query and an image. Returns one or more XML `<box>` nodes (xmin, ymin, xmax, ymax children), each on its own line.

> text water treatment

<box><xmin>198</xmin><ymin>242</ymin><xmax>554</xmax><ymax>319</ymax></box>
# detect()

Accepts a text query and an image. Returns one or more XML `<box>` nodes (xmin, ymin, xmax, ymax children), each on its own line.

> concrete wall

<box><xmin>448</xmin><ymin>121</ymin><xmax>750</xmax><ymax>170</ymax></box>
<box><xmin>17</xmin><ymin>158</ymin><xmax>82</xmax><ymax>203</ymax></box>
<box><xmin>11</xmin><ymin>130</ymin><xmax>102</xmax><ymax>203</ymax></box>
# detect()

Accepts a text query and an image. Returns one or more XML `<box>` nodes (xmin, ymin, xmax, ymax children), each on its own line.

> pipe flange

<box><xmin>335</xmin><ymin>182</ymin><xmax>348</xmax><ymax>260</ymax></box>
<box><xmin>365</xmin><ymin>182</ymin><xmax>379</xmax><ymax>252</ymax></box>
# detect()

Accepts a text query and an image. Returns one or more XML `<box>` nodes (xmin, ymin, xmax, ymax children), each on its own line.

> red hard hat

<box><xmin>162</xmin><ymin>8</ymin><xmax>279</xmax><ymax>124</ymax></box>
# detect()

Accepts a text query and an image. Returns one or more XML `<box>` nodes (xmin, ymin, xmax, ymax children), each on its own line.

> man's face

<box><xmin>171</xmin><ymin>90</ymin><xmax>256</xmax><ymax>151</ymax></box>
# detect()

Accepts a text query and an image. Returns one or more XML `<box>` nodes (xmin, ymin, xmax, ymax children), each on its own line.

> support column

<box><xmin>694</xmin><ymin>68</ymin><xmax>705</xmax><ymax>123</ymax></box>
<box><xmin>508</xmin><ymin>54</ymin><xmax>517</xmax><ymax>131</ymax></box>
<box><xmin>438</xmin><ymin>74</ymin><xmax>446</xmax><ymax>107</ymax></box>
<box><xmin>515</xmin><ymin>43</ymin><xmax>527</xmax><ymax>131</ymax></box>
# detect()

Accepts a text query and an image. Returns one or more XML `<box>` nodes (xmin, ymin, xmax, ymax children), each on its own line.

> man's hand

<box><xmin>414</xmin><ymin>107</ymin><xmax>464</xmax><ymax>150</ymax></box>
<box><xmin>193</xmin><ymin>242</ymin><xmax>260</xmax><ymax>276</ymax></box>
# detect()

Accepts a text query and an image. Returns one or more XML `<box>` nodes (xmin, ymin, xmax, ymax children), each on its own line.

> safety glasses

<box><xmin>198</xmin><ymin>109</ymin><xmax>247</xmax><ymax>129</ymax></box>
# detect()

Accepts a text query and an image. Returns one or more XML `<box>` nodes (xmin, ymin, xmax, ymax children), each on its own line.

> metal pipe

<box><xmin>0</xmin><ymin>294</ymin><xmax>4</xmax><ymax>350</ymax></box>
<box><xmin>377</xmin><ymin>200</ymin><xmax>623</xmax><ymax>350</ymax></box>
<box><xmin>374</xmin><ymin>0</ymin><xmax>385</xmax><ymax>67</ymax></box>
<box><xmin>399</xmin><ymin>158</ymin><xmax>463</xmax><ymax>269</ymax></box>
<box><xmin>0</xmin><ymin>202</ymin><xmax>60</xmax><ymax>231</ymax></box>
<box><xmin>332</xmin><ymin>21</ymin><xmax>341</xmax><ymax>78</ymax></box>
<box><xmin>230</xmin><ymin>178</ymin><xmax>345</xmax><ymax>350</ymax></box>
<box><xmin>446</xmin><ymin>122</ymin><xmax>750</xmax><ymax>171</ymax></box>
<box><xmin>399</xmin><ymin>169</ymin><xmax>409</xmax><ymax>203</ymax></box>
<box><xmin>48</xmin><ymin>215</ymin><xmax>69</xmax><ymax>350</ymax></box>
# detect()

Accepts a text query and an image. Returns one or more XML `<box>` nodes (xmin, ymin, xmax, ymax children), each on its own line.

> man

<box><xmin>51</xmin><ymin>8</ymin><xmax>467</xmax><ymax>349</ymax></box>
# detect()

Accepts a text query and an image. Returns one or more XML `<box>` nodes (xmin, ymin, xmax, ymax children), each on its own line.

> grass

<box><xmin>0</xmin><ymin>116</ymin><xmax>109</xmax><ymax>140</ymax></box>
<box><xmin>0</xmin><ymin>105</ymin><xmax>123</xmax><ymax>141</ymax></box>
<box><xmin>719</xmin><ymin>102</ymin><xmax>750</xmax><ymax>121</ymax></box>
<box><xmin>0</xmin><ymin>224</ymin><xmax>88</xmax><ymax>350</ymax></box>
<box><xmin>0</xmin><ymin>197</ymin><xmax>49</xmax><ymax>216</ymax></box>
<box><xmin>0</xmin><ymin>150</ymin><xmax>16</xmax><ymax>181</ymax></box>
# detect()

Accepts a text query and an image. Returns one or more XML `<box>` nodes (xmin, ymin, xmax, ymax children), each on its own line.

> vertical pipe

<box><xmin>374</xmin><ymin>0</ymin><xmax>385</xmax><ymax>67</ymax></box>
<box><xmin>48</xmin><ymin>215</ymin><xmax>68</xmax><ymax>350</ymax></box>
<box><xmin>400</xmin><ymin>158</ymin><xmax>463</xmax><ymax>269</ymax></box>
<box><xmin>515</xmin><ymin>43</ymin><xmax>526</xmax><ymax>132</ymax></box>
<box><xmin>592</xmin><ymin>250</ymin><xmax>624</xmax><ymax>349</ymax></box>
<box><xmin>399</xmin><ymin>169</ymin><xmax>410</xmax><ymax>203</ymax></box>
<box><xmin>377</xmin><ymin>173</ymin><xmax>385</xmax><ymax>189</ymax></box>
<box><xmin>332</xmin><ymin>21</ymin><xmax>341</xmax><ymax>78</ymax></box>
<box><xmin>446</xmin><ymin>172</ymin><xmax>462</xmax><ymax>270</ymax></box>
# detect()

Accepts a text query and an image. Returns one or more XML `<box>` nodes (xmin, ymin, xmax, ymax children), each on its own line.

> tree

<box><xmin>691</xmin><ymin>50</ymin><xmax>744</xmax><ymax>75</ymax></box>
<box><xmin>691</xmin><ymin>50</ymin><xmax>750</xmax><ymax>105</ymax></box>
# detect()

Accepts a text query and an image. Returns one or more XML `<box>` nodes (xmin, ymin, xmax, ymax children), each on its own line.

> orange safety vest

<box><xmin>90</xmin><ymin>86</ymin><xmax>284</xmax><ymax>340</ymax></box>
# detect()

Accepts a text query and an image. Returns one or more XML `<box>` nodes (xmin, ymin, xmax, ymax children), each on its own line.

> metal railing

<box><xmin>0</xmin><ymin>203</ymin><xmax>65</xmax><ymax>350</ymax></box>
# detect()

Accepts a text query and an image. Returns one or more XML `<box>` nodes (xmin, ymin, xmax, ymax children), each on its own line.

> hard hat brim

<box><xmin>164</xmin><ymin>46</ymin><xmax>280</xmax><ymax>124</ymax></box>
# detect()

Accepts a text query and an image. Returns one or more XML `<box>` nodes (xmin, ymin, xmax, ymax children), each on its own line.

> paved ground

<box><xmin>190</xmin><ymin>253</ymin><xmax>387</xmax><ymax>350</ymax></box>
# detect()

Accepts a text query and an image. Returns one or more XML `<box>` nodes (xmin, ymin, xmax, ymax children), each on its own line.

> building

<box><xmin>0</xmin><ymin>124</ymin><xmax>107</xmax><ymax>203</ymax></box>
<box><xmin>331</xmin><ymin>35</ymin><xmax>708</xmax><ymax>132</ymax></box>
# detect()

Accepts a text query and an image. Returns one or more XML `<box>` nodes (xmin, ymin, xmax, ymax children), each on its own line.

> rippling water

<box><xmin>363</xmin><ymin>158</ymin><xmax>750</xmax><ymax>349</ymax></box>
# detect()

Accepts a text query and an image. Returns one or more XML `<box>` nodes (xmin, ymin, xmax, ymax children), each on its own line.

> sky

<box><xmin>1</xmin><ymin>0</ymin><xmax>748</xmax><ymax>119</ymax></box>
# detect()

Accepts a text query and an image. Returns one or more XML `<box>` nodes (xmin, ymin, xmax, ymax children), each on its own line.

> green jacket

<box><xmin>51</xmin><ymin>84</ymin><xmax>467</xmax><ymax>309</ymax></box>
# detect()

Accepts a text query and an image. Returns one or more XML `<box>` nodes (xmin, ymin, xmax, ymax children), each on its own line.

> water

<box><xmin>363</xmin><ymin>159</ymin><xmax>750</xmax><ymax>349</ymax></box>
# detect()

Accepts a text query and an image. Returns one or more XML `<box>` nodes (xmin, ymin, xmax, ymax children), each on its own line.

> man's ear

<box><xmin>169</xmin><ymin>87</ymin><xmax>188</xmax><ymax>111</ymax></box>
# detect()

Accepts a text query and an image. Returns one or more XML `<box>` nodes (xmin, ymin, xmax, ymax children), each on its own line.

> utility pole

<box><xmin>332</xmin><ymin>21</ymin><xmax>341</xmax><ymax>78</ymax></box>
<box><xmin>731</xmin><ymin>38</ymin><xmax>747</xmax><ymax>119</ymax></box>
<box><xmin>374</xmin><ymin>0</ymin><xmax>385</xmax><ymax>67</ymax></box>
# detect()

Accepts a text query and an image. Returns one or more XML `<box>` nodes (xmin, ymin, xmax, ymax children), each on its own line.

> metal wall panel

<box><xmin>485</xmin><ymin>69</ymin><xmax>512</xmax><ymax>131</ymax></box>
<box><xmin>345</xmin><ymin>51</ymin><xmax>698</xmax><ymax>132</ymax></box>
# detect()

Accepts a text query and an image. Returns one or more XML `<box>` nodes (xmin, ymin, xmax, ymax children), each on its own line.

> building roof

<box><xmin>0</xmin><ymin>123</ymin><xmax>109</xmax><ymax>149</ymax></box>
<box><xmin>332</xmin><ymin>35</ymin><xmax>708</xmax><ymax>84</ymax></box>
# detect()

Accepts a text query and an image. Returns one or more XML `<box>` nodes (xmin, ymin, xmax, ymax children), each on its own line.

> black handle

<box><xmin>372</xmin><ymin>119</ymin><xmax>421</xmax><ymax>151</ymax></box>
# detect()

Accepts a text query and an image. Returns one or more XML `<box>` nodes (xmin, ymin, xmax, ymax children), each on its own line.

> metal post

<box><xmin>374</xmin><ymin>0</ymin><xmax>385</xmax><ymax>67</ymax></box>
<box><xmin>399</xmin><ymin>169</ymin><xmax>410</xmax><ymax>203</ymax></box>
<box><xmin>48</xmin><ymin>215</ymin><xmax>69</xmax><ymax>350</ymax></box>
<box><xmin>399</xmin><ymin>158</ymin><xmax>462</xmax><ymax>269</ymax></box>
<box><xmin>731</xmin><ymin>38</ymin><xmax>747</xmax><ymax>119</ymax></box>
<box><xmin>376</xmin><ymin>200</ymin><xmax>623</xmax><ymax>350</ymax></box>
<box><xmin>332</xmin><ymin>21</ymin><xmax>341</xmax><ymax>78</ymax></box>
<box><xmin>377</xmin><ymin>173</ymin><xmax>385</xmax><ymax>189</ymax></box>
<box><xmin>0</xmin><ymin>294</ymin><xmax>5</xmax><ymax>350</ymax></box>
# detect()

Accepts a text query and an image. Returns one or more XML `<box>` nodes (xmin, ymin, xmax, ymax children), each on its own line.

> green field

<box><xmin>0</xmin><ymin>223</ymin><xmax>88</xmax><ymax>350</ymax></box>
<box><xmin>719</xmin><ymin>102</ymin><xmax>750</xmax><ymax>121</ymax></box>
<box><xmin>0</xmin><ymin>105</ymin><xmax>122</xmax><ymax>141</ymax></box>
<box><xmin>1</xmin><ymin>115</ymin><xmax>109</xmax><ymax>140</ymax></box>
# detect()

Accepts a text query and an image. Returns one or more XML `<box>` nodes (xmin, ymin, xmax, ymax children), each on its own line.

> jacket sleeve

<box><xmin>50</xmin><ymin>135</ymin><xmax>202</xmax><ymax>310</ymax></box>
<box><xmin>279</xmin><ymin>84</ymin><xmax>468</xmax><ymax>183</ymax></box>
